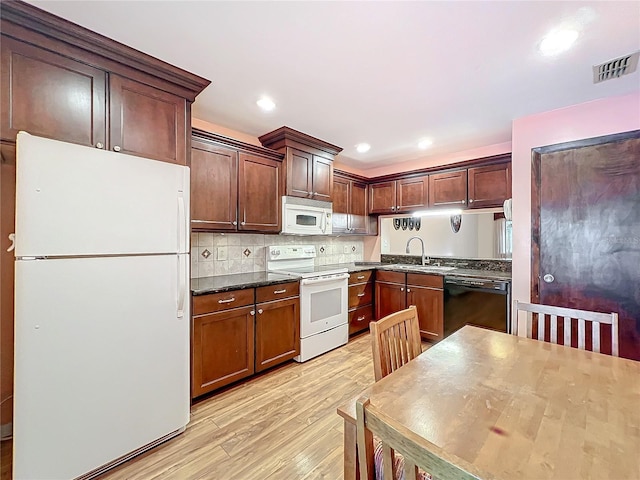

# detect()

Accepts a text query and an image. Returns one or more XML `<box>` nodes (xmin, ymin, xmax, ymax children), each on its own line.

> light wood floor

<box><xmin>1</xmin><ymin>333</ymin><xmax>375</xmax><ymax>480</ymax></box>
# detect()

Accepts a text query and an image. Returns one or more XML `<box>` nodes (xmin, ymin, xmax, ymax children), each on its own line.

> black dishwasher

<box><xmin>443</xmin><ymin>276</ymin><xmax>511</xmax><ymax>337</ymax></box>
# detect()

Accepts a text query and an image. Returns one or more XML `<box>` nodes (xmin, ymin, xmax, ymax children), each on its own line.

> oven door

<box><xmin>300</xmin><ymin>274</ymin><xmax>348</xmax><ymax>337</ymax></box>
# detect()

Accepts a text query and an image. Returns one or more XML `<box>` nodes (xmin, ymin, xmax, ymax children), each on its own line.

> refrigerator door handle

<box><xmin>7</xmin><ymin>233</ymin><xmax>15</xmax><ymax>252</ymax></box>
<box><xmin>177</xmin><ymin>191</ymin><xmax>186</xmax><ymax>253</ymax></box>
<box><xmin>177</xmin><ymin>255</ymin><xmax>186</xmax><ymax>318</ymax></box>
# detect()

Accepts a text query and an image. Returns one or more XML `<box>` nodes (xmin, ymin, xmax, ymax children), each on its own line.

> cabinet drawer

<box><xmin>407</xmin><ymin>273</ymin><xmax>443</xmax><ymax>289</ymax></box>
<box><xmin>255</xmin><ymin>281</ymin><xmax>299</xmax><ymax>303</ymax></box>
<box><xmin>349</xmin><ymin>305</ymin><xmax>375</xmax><ymax>335</ymax></box>
<box><xmin>348</xmin><ymin>282</ymin><xmax>373</xmax><ymax>309</ymax></box>
<box><xmin>349</xmin><ymin>270</ymin><xmax>373</xmax><ymax>285</ymax></box>
<box><xmin>193</xmin><ymin>288</ymin><xmax>254</xmax><ymax>315</ymax></box>
<box><xmin>376</xmin><ymin>270</ymin><xmax>405</xmax><ymax>284</ymax></box>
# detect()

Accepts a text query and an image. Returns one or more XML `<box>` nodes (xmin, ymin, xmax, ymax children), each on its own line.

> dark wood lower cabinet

<box><xmin>255</xmin><ymin>297</ymin><xmax>300</xmax><ymax>372</ymax></box>
<box><xmin>348</xmin><ymin>270</ymin><xmax>375</xmax><ymax>335</ymax></box>
<box><xmin>375</xmin><ymin>281</ymin><xmax>406</xmax><ymax>319</ymax></box>
<box><xmin>407</xmin><ymin>285</ymin><xmax>444</xmax><ymax>341</ymax></box>
<box><xmin>192</xmin><ymin>304</ymin><xmax>255</xmax><ymax>398</ymax></box>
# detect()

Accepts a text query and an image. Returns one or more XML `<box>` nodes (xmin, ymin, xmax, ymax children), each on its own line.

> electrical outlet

<box><xmin>343</xmin><ymin>245</ymin><xmax>350</xmax><ymax>254</ymax></box>
<box><xmin>217</xmin><ymin>246</ymin><xmax>228</xmax><ymax>261</ymax></box>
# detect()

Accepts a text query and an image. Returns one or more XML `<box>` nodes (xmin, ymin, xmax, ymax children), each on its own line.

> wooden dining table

<box><xmin>337</xmin><ymin>325</ymin><xmax>640</xmax><ymax>479</ymax></box>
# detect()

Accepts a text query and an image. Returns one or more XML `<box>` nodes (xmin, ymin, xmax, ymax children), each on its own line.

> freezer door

<box><xmin>15</xmin><ymin>132</ymin><xmax>190</xmax><ymax>257</ymax></box>
<box><xmin>13</xmin><ymin>254</ymin><xmax>190</xmax><ymax>480</ymax></box>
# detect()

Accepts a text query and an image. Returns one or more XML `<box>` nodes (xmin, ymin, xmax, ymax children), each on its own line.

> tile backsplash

<box><xmin>191</xmin><ymin>233</ymin><xmax>365</xmax><ymax>278</ymax></box>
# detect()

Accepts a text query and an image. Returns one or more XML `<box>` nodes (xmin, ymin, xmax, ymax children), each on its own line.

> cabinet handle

<box><xmin>274</xmin><ymin>289</ymin><xmax>287</xmax><ymax>294</ymax></box>
<box><xmin>407</xmin><ymin>288</ymin><xmax>411</xmax><ymax>293</ymax></box>
<box><xmin>258</xmin><ymin>308</ymin><xmax>263</xmax><ymax>314</ymax></box>
<box><xmin>113</xmin><ymin>145</ymin><xmax>122</xmax><ymax>152</ymax></box>
<box><xmin>357</xmin><ymin>292</ymin><xmax>366</xmax><ymax>297</ymax></box>
<box><xmin>357</xmin><ymin>275</ymin><xmax>365</xmax><ymax>280</ymax></box>
<box><xmin>391</xmin><ymin>206</ymin><xmax>396</xmax><ymax>211</ymax></box>
<box><xmin>357</xmin><ymin>315</ymin><xmax>366</xmax><ymax>321</ymax></box>
<box><xmin>400</xmin><ymin>287</ymin><xmax>404</xmax><ymax>292</ymax></box>
<box><xmin>95</xmin><ymin>142</ymin><xmax>104</xmax><ymax>149</ymax></box>
<box><xmin>250</xmin><ymin>310</ymin><xmax>255</xmax><ymax>316</ymax></box>
<box><xmin>218</xmin><ymin>298</ymin><xmax>235</xmax><ymax>304</ymax></box>
<box><xmin>460</xmin><ymin>200</ymin><xmax>465</xmax><ymax>204</ymax></box>
<box><xmin>469</xmin><ymin>199</ymin><xmax>474</xmax><ymax>203</ymax></box>
<box><xmin>232</xmin><ymin>221</ymin><xmax>237</xmax><ymax>226</ymax></box>
<box><xmin>241</xmin><ymin>221</ymin><xmax>246</xmax><ymax>226</ymax></box>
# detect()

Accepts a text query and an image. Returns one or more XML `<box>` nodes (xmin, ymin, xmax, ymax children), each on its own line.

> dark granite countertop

<box><xmin>331</xmin><ymin>263</ymin><xmax>512</xmax><ymax>281</ymax></box>
<box><xmin>191</xmin><ymin>272</ymin><xmax>300</xmax><ymax>296</ymax></box>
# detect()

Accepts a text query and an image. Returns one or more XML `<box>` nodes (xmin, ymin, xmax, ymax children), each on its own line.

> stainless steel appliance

<box><xmin>443</xmin><ymin>276</ymin><xmax>512</xmax><ymax>337</ymax></box>
<box><xmin>281</xmin><ymin>196</ymin><xmax>332</xmax><ymax>235</ymax></box>
<box><xmin>267</xmin><ymin>245</ymin><xmax>348</xmax><ymax>361</ymax></box>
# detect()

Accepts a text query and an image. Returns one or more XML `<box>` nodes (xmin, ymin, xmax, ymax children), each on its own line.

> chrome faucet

<box><xmin>405</xmin><ymin>236</ymin><xmax>427</xmax><ymax>265</ymax></box>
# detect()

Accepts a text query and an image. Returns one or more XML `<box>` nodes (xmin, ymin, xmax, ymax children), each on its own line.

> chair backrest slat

<box><xmin>356</xmin><ymin>396</ymin><xmax>494</xmax><ymax>480</ymax></box>
<box><xmin>370</xmin><ymin>306</ymin><xmax>422</xmax><ymax>381</ymax></box>
<box><xmin>514</xmin><ymin>301</ymin><xmax>618</xmax><ymax>357</ymax></box>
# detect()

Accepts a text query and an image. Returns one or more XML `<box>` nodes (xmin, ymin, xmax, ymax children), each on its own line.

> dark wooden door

<box><xmin>428</xmin><ymin>170</ymin><xmax>467</xmax><ymax>207</ymax></box>
<box><xmin>238</xmin><ymin>152</ymin><xmax>282</xmax><ymax>232</ymax></box>
<box><xmin>286</xmin><ymin>147</ymin><xmax>312</xmax><ymax>198</ymax></box>
<box><xmin>332</xmin><ymin>174</ymin><xmax>350</xmax><ymax>233</ymax></box>
<box><xmin>369</xmin><ymin>181</ymin><xmax>397</xmax><ymax>214</ymax></box>
<box><xmin>255</xmin><ymin>297</ymin><xmax>300</xmax><ymax>372</ymax></box>
<box><xmin>190</xmin><ymin>140</ymin><xmax>238</xmax><ymax>231</ymax></box>
<box><xmin>533</xmin><ymin>132</ymin><xmax>640</xmax><ymax>360</ymax></box>
<box><xmin>109</xmin><ymin>74</ymin><xmax>186</xmax><ymax>165</ymax></box>
<box><xmin>407</xmin><ymin>285</ymin><xmax>443</xmax><ymax>341</ymax></box>
<box><xmin>349</xmin><ymin>180</ymin><xmax>369</xmax><ymax>234</ymax></box>
<box><xmin>397</xmin><ymin>175</ymin><xmax>429</xmax><ymax>212</ymax></box>
<box><xmin>191</xmin><ymin>305</ymin><xmax>255</xmax><ymax>397</ymax></box>
<box><xmin>1</xmin><ymin>36</ymin><xmax>106</xmax><ymax>147</ymax></box>
<box><xmin>312</xmin><ymin>155</ymin><xmax>333</xmax><ymax>201</ymax></box>
<box><xmin>375</xmin><ymin>281</ymin><xmax>406</xmax><ymax>319</ymax></box>
<box><xmin>468</xmin><ymin>163</ymin><xmax>511</xmax><ymax>208</ymax></box>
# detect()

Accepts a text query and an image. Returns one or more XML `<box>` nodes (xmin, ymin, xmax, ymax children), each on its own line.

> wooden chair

<box><xmin>370</xmin><ymin>306</ymin><xmax>422</xmax><ymax>382</ymax></box>
<box><xmin>356</xmin><ymin>396</ymin><xmax>493</xmax><ymax>480</ymax></box>
<box><xmin>514</xmin><ymin>301</ymin><xmax>619</xmax><ymax>356</ymax></box>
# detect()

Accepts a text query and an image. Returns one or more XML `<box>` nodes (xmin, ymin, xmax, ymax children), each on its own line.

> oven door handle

<box><xmin>301</xmin><ymin>273</ymin><xmax>349</xmax><ymax>286</ymax></box>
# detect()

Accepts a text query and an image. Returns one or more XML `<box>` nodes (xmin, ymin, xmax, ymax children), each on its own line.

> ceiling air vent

<box><xmin>593</xmin><ymin>51</ymin><xmax>639</xmax><ymax>83</ymax></box>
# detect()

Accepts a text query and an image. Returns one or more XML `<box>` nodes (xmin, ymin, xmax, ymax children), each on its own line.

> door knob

<box><xmin>95</xmin><ymin>142</ymin><xmax>104</xmax><ymax>149</ymax></box>
<box><xmin>543</xmin><ymin>274</ymin><xmax>555</xmax><ymax>283</ymax></box>
<box><xmin>113</xmin><ymin>145</ymin><xmax>122</xmax><ymax>152</ymax></box>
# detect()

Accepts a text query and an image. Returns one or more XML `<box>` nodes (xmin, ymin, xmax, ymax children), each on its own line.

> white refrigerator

<box><xmin>13</xmin><ymin>132</ymin><xmax>191</xmax><ymax>479</ymax></box>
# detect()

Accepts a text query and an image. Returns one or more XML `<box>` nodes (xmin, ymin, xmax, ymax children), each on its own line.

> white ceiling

<box><xmin>28</xmin><ymin>1</ymin><xmax>640</xmax><ymax>171</ymax></box>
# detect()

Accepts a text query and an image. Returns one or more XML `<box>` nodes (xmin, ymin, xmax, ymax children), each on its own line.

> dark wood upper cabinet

<box><xmin>467</xmin><ymin>162</ymin><xmax>511</xmax><ymax>208</ymax></box>
<box><xmin>190</xmin><ymin>140</ymin><xmax>238</xmax><ymax>231</ymax></box>
<box><xmin>109</xmin><ymin>75</ymin><xmax>186</xmax><ymax>165</ymax></box>
<box><xmin>428</xmin><ymin>170</ymin><xmax>468</xmax><ymax>208</ymax></box>
<box><xmin>333</xmin><ymin>172</ymin><xmax>374</xmax><ymax>235</ymax></box>
<box><xmin>397</xmin><ymin>175</ymin><xmax>429</xmax><ymax>212</ymax></box>
<box><xmin>238</xmin><ymin>152</ymin><xmax>283</xmax><ymax>232</ymax></box>
<box><xmin>369</xmin><ymin>181</ymin><xmax>397</xmax><ymax>214</ymax></box>
<box><xmin>191</xmin><ymin>129</ymin><xmax>284</xmax><ymax>233</ymax></box>
<box><xmin>0</xmin><ymin>35</ymin><xmax>106</xmax><ymax>147</ymax></box>
<box><xmin>259</xmin><ymin>126</ymin><xmax>342</xmax><ymax>201</ymax></box>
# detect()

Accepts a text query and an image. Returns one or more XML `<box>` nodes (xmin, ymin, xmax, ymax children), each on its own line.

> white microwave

<box><xmin>281</xmin><ymin>196</ymin><xmax>333</xmax><ymax>235</ymax></box>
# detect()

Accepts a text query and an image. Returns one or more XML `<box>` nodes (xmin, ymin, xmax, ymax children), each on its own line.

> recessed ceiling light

<box><xmin>418</xmin><ymin>138</ymin><xmax>433</xmax><ymax>149</ymax></box>
<box><xmin>539</xmin><ymin>29</ymin><xmax>579</xmax><ymax>56</ymax></box>
<box><xmin>356</xmin><ymin>143</ymin><xmax>371</xmax><ymax>153</ymax></box>
<box><xmin>256</xmin><ymin>96</ymin><xmax>276</xmax><ymax>111</ymax></box>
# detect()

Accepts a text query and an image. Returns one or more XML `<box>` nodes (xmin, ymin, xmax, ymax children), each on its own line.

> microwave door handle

<box><xmin>321</xmin><ymin>212</ymin><xmax>327</xmax><ymax>234</ymax></box>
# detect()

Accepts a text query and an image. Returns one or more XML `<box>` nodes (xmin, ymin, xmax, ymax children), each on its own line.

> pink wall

<box><xmin>511</xmin><ymin>92</ymin><xmax>640</xmax><ymax>334</ymax></box>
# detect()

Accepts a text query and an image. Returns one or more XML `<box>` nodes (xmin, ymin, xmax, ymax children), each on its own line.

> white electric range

<box><xmin>267</xmin><ymin>245</ymin><xmax>349</xmax><ymax>362</ymax></box>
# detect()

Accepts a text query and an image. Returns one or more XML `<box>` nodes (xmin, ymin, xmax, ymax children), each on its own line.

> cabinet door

<box><xmin>238</xmin><ymin>152</ymin><xmax>282</xmax><ymax>232</ymax></box>
<box><xmin>428</xmin><ymin>170</ymin><xmax>467</xmax><ymax>208</ymax></box>
<box><xmin>109</xmin><ymin>74</ymin><xmax>186</xmax><ymax>165</ymax></box>
<box><xmin>349</xmin><ymin>180</ymin><xmax>369</xmax><ymax>234</ymax></box>
<box><xmin>311</xmin><ymin>155</ymin><xmax>333</xmax><ymax>201</ymax></box>
<box><xmin>407</xmin><ymin>285</ymin><xmax>443</xmax><ymax>341</ymax></box>
<box><xmin>190</xmin><ymin>141</ymin><xmax>238</xmax><ymax>231</ymax></box>
<box><xmin>369</xmin><ymin>181</ymin><xmax>397</xmax><ymax>214</ymax></box>
<box><xmin>397</xmin><ymin>175</ymin><xmax>429</xmax><ymax>212</ymax></box>
<box><xmin>192</xmin><ymin>305</ymin><xmax>255</xmax><ymax>397</ymax></box>
<box><xmin>468</xmin><ymin>163</ymin><xmax>511</xmax><ymax>208</ymax></box>
<box><xmin>375</xmin><ymin>281</ymin><xmax>406</xmax><ymax>319</ymax></box>
<box><xmin>349</xmin><ymin>305</ymin><xmax>375</xmax><ymax>335</ymax></box>
<box><xmin>286</xmin><ymin>148</ymin><xmax>313</xmax><ymax>198</ymax></box>
<box><xmin>332</xmin><ymin>174</ymin><xmax>350</xmax><ymax>233</ymax></box>
<box><xmin>1</xmin><ymin>36</ymin><xmax>106</xmax><ymax>147</ymax></box>
<box><xmin>255</xmin><ymin>297</ymin><xmax>300</xmax><ymax>372</ymax></box>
